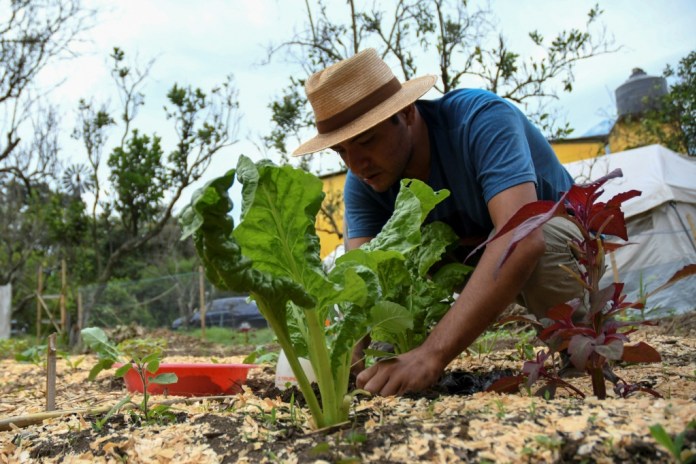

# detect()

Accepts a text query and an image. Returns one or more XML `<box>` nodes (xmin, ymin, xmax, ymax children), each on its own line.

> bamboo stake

<box><xmin>77</xmin><ymin>291</ymin><xmax>83</xmax><ymax>332</ymax></box>
<box><xmin>36</xmin><ymin>265</ymin><xmax>43</xmax><ymax>339</ymax></box>
<box><xmin>0</xmin><ymin>395</ymin><xmax>238</xmax><ymax>431</ymax></box>
<box><xmin>46</xmin><ymin>333</ymin><xmax>57</xmax><ymax>411</ymax></box>
<box><xmin>609</xmin><ymin>251</ymin><xmax>619</xmax><ymax>283</ymax></box>
<box><xmin>60</xmin><ymin>259</ymin><xmax>67</xmax><ymax>334</ymax></box>
<box><xmin>37</xmin><ymin>295</ymin><xmax>61</xmax><ymax>333</ymax></box>
<box><xmin>199</xmin><ymin>265</ymin><xmax>206</xmax><ymax>339</ymax></box>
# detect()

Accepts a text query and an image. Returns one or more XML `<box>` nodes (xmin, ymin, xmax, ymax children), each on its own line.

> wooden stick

<box><xmin>609</xmin><ymin>251</ymin><xmax>619</xmax><ymax>284</ymax></box>
<box><xmin>36</xmin><ymin>265</ymin><xmax>43</xmax><ymax>339</ymax></box>
<box><xmin>0</xmin><ymin>395</ymin><xmax>239</xmax><ymax>431</ymax></box>
<box><xmin>37</xmin><ymin>295</ymin><xmax>61</xmax><ymax>334</ymax></box>
<box><xmin>60</xmin><ymin>259</ymin><xmax>67</xmax><ymax>333</ymax></box>
<box><xmin>199</xmin><ymin>265</ymin><xmax>206</xmax><ymax>338</ymax></box>
<box><xmin>46</xmin><ymin>333</ymin><xmax>57</xmax><ymax>411</ymax></box>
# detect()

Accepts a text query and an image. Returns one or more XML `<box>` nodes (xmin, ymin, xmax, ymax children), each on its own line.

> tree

<box><xmin>0</xmin><ymin>0</ymin><xmax>93</xmax><ymax>188</ymax></box>
<box><xmin>637</xmin><ymin>51</ymin><xmax>696</xmax><ymax>156</ymax></box>
<box><xmin>262</xmin><ymin>0</ymin><xmax>617</xmax><ymax>244</ymax></box>
<box><xmin>74</xmin><ymin>48</ymin><xmax>241</xmax><ymax>314</ymax></box>
<box><xmin>0</xmin><ymin>0</ymin><xmax>93</xmax><ymax>326</ymax></box>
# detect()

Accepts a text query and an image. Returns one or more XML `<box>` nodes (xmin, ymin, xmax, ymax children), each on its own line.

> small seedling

<box><xmin>92</xmin><ymin>395</ymin><xmax>131</xmax><ymax>432</ymax></box>
<box><xmin>81</xmin><ymin>327</ymin><xmax>178</xmax><ymax>424</ymax></box>
<box><xmin>649</xmin><ymin>421</ymin><xmax>696</xmax><ymax>464</ymax></box>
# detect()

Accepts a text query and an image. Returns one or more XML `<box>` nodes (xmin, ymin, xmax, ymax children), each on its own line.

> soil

<box><xmin>1</xmin><ymin>313</ymin><xmax>695</xmax><ymax>463</ymax></box>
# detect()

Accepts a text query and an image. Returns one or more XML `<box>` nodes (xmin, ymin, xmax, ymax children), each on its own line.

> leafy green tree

<box><xmin>638</xmin><ymin>51</ymin><xmax>696</xmax><ymax>156</ymax></box>
<box><xmin>0</xmin><ymin>0</ymin><xmax>93</xmax><ymax>330</ymax></box>
<box><xmin>0</xmin><ymin>0</ymin><xmax>93</xmax><ymax>187</ymax></box>
<box><xmin>72</xmin><ymin>48</ymin><xmax>241</xmax><ymax>321</ymax></box>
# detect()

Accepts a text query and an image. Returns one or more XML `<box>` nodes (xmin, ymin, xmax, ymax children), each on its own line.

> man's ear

<box><xmin>401</xmin><ymin>103</ymin><xmax>416</xmax><ymax>125</ymax></box>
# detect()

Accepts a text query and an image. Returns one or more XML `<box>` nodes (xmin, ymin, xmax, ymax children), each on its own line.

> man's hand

<box><xmin>355</xmin><ymin>346</ymin><xmax>444</xmax><ymax>396</ymax></box>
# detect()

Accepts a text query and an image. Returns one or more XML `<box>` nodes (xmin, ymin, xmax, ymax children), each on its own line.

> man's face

<box><xmin>330</xmin><ymin>114</ymin><xmax>413</xmax><ymax>193</ymax></box>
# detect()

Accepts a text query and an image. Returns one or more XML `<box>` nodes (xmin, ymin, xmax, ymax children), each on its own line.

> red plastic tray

<box><xmin>119</xmin><ymin>363</ymin><xmax>256</xmax><ymax>397</ymax></box>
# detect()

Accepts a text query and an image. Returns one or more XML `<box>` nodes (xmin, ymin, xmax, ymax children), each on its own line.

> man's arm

<box><xmin>345</xmin><ymin>236</ymin><xmax>372</xmax><ymax>251</ymax></box>
<box><xmin>355</xmin><ymin>182</ymin><xmax>546</xmax><ymax>395</ymax></box>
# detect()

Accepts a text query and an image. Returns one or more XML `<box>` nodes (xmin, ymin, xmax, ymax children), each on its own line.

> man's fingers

<box><xmin>356</xmin><ymin>359</ymin><xmax>402</xmax><ymax>394</ymax></box>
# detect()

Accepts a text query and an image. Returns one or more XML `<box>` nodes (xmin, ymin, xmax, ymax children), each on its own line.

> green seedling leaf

<box><xmin>114</xmin><ymin>363</ymin><xmax>132</xmax><ymax>378</ymax></box>
<box><xmin>649</xmin><ymin>424</ymin><xmax>677</xmax><ymax>454</ymax></box>
<box><xmin>93</xmin><ymin>395</ymin><xmax>131</xmax><ymax>432</ymax></box>
<box><xmin>151</xmin><ymin>373</ymin><xmax>178</xmax><ymax>385</ymax></box>
<box><xmin>310</xmin><ymin>442</ymin><xmax>331</xmax><ymax>455</ymax></box>
<box><xmin>89</xmin><ymin>358</ymin><xmax>116</xmax><ymax>381</ymax></box>
<box><xmin>146</xmin><ymin>359</ymin><xmax>160</xmax><ymax>374</ymax></box>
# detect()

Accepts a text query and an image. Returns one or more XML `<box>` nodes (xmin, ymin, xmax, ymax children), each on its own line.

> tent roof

<box><xmin>563</xmin><ymin>144</ymin><xmax>696</xmax><ymax>218</ymax></box>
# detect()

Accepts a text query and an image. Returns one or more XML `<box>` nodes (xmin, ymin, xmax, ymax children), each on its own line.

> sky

<box><xmin>38</xmin><ymin>0</ymin><xmax>696</xmax><ymax>216</ymax></box>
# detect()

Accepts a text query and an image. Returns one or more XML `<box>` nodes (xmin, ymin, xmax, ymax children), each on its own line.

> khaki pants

<box><xmin>515</xmin><ymin>216</ymin><xmax>596</xmax><ymax>320</ymax></box>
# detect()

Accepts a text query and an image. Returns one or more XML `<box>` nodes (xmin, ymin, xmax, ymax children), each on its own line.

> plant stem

<box><xmin>305</xmin><ymin>307</ymin><xmax>345</xmax><ymax>426</ymax></box>
<box><xmin>254</xmin><ymin>296</ymin><xmax>326</xmax><ymax>427</ymax></box>
<box><xmin>589</xmin><ymin>365</ymin><xmax>606</xmax><ymax>399</ymax></box>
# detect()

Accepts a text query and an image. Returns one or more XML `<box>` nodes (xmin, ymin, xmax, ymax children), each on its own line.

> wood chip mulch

<box><xmin>1</xmin><ymin>323</ymin><xmax>695</xmax><ymax>463</ymax></box>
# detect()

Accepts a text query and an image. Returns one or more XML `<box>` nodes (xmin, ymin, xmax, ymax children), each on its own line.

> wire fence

<box><xmin>78</xmin><ymin>270</ymin><xmax>229</xmax><ymax>330</ymax></box>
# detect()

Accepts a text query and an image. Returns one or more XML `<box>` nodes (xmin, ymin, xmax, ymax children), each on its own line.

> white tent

<box><xmin>563</xmin><ymin>144</ymin><xmax>696</xmax><ymax>317</ymax></box>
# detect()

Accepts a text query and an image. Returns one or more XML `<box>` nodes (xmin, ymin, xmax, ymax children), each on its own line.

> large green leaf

<box><xmin>364</xmin><ymin>179</ymin><xmax>449</xmax><ymax>254</ymax></box>
<box><xmin>409</xmin><ymin>221</ymin><xmax>460</xmax><ymax>277</ymax></box>
<box><xmin>234</xmin><ymin>159</ymin><xmax>328</xmax><ymax>302</ymax></box>
<box><xmin>81</xmin><ymin>327</ymin><xmax>120</xmax><ymax>361</ymax></box>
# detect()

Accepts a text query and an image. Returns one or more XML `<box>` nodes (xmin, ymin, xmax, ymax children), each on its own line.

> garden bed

<box><xmin>1</xmin><ymin>315</ymin><xmax>695</xmax><ymax>463</ymax></box>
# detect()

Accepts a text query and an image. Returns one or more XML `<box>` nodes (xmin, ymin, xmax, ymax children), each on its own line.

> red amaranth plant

<box><xmin>479</xmin><ymin>169</ymin><xmax>696</xmax><ymax>399</ymax></box>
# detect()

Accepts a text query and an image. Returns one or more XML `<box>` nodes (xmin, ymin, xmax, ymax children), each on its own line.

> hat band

<box><xmin>315</xmin><ymin>77</ymin><xmax>401</xmax><ymax>134</ymax></box>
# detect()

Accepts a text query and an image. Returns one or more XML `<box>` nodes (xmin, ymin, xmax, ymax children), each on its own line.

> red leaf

<box><xmin>645</xmin><ymin>264</ymin><xmax>696</xmax><ymax>300</ymax></box>
<box><xmin>568</xmin><ymin>334</ymin><xmax>595</xmax><ymax>371</ymax></box>
<box><xmin>588</xmin><ymin>206</ymin><xmax>629</xmax><ymax>239</ymax></box>
<box><xmin>594</xmin><ymin>339</ymin><xmax>624</xmax><ymax>361</ymax></box>
<box><xmin>547</xmin><ymin>303</ymin><xmax>575</xmax><ymax>321</ymax></box>
<box><xmin>565</xmin><ymin>169</ymin><xmax>624</xmax><ymax>221</ymax></box>
<box><xmin>621</xmin><ymin>342</ymin><xmax>662</xmax><ymax>363</ymax></box>
<box><xmin>465</xmin><ymin>199</ymin><xmax>564</xmax><ymax>264</ymax></box>
<box><xmin>486</xmin><ymin>375</ymin><xmax>526</xmax><ymax>393</ymax></box>
<box><xmin>607</xmin><ymin>190</ymin><xmax>642</xmax><ymax>208</ymax></box>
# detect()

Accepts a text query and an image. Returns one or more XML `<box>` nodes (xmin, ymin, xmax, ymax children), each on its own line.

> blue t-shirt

<box><xmin>344</xmin><ymin>89</ymin><xmax>573</xmax><ymax>240</ymax></box>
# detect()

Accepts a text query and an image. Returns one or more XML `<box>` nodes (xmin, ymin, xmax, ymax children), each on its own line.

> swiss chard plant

<box><xmin>484</xmin><ymin>169</ymin><xmax>696</xmax><ymax>399</ymax></box>
<box><xmin>180</xmin><ymin>156</ymin><xmax>469</xmax><ymax>428</ymax></box>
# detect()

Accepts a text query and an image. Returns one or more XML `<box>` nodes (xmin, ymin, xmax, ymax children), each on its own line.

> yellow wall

<box><xmin>608</xmin><ymin>118</ymin><xmax>683</xmax><ymax>154</ymax></box>
<box><xmin>550</xmin><ymin>140</ymin><xmax>606</xmax><ymax>163</ymax></box>
<box><xmin>317</xmin><ymin>171</ymin><xmax>347</xmax><ymax>258</ymax></box>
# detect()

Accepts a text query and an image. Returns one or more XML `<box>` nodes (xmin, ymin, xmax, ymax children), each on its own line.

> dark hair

<box><xmin>389</xmin><ymin>113</ymin><xmax>400</xmax><ymax>125</ymax></box>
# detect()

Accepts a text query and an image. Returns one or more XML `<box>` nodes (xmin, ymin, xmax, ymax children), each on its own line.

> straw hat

<box><xmin>292</xmin><ymin>48</ymin><xmax>437</xmax><ymax>156</ymax></box>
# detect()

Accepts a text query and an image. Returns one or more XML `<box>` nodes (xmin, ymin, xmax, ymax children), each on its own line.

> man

<box><xmin>293</xmin><ymin>48</ymin><xmax>583</xmax><ymax>396</ymax></box>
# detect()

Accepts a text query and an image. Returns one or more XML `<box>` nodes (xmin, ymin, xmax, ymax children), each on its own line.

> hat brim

<box><xmin>292</xmin><ymin>75</ymin><xmax>437</xmax><ymax>157</ymax></box>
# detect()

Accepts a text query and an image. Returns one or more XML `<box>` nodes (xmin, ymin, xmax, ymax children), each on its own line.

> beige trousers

<box><xmin>515</xmin><ymin>216</ymin><xmax>595</xmax><ymax>320</ymax></box>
